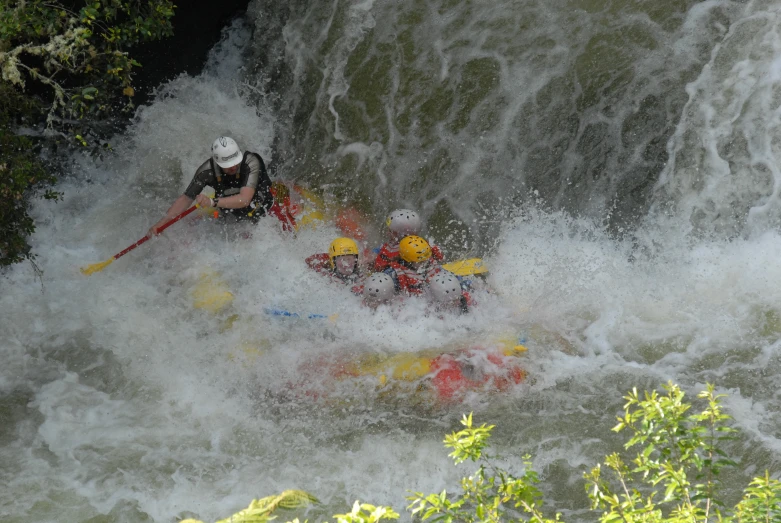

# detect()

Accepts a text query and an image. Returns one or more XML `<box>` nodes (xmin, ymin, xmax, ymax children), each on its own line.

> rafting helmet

<box><xmin>363</xmin><ymin>273</ymin><xmax>395</xmax><ymax>304</ymax></box>
<box><xmin>386</xmin><ymin>209</ymin><xmax>422</xmax><ymax>237</ymax></box>
<box><xmin>399</xmin><ymin>235</ymin><xmax>432</xmax><ymax>263</ymax></box>
<box><xmin>328</xmin><ymin>237</ymin><xmax>359</xmax><ymax>268</ymax></box>
<box><xmin>212</xmin><ymin>136</ymin><xmax>242</xmax><ymax>168</ymax></box>
<box><xmin>428</xmin><ymin>271</ymin><xmax>462</xmax><ymax>303</ymax></box>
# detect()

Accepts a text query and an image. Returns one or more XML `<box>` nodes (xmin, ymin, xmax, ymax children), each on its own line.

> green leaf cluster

<box><xmin>407</xmin><ymin>412</ymin><xmax>560</xmax><ymax>523</ymax></box>
<box><xmin>0</xmin><ymin>85</ymin><xmax>60</xmax><ymax>266</ymax></box>
<box><xmin>189</xmin><ymin>383</ymin><xmax>781</xmax><ymax>523</ymax></box>
<box><xmin>585</xmin><ymin>382</ymin><xmax>780</xmax><ymax>522</ymax></box>
<box><xmin>179</xmin><ymin>491</ymin><xmax>399</xmax><ymax>523</ymax></box>
<box><xmin>0</xmin><ymin>1</ymin><xmax>175</xmax><ymax>267</ymax></box>
<box><xmin>1</xmin><ymin>0</ymin><xmax>175</xmax><ymax>124</ymax></box>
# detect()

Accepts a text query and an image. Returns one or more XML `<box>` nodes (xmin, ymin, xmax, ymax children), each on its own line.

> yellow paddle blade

<box><xmin>442</xmin><ymin>257</ymin><xmax>487</xmax><ymax>276</ymax></box>
<box><xmin>80</xmin><ymin>258</ymin><xmax>114</xmax><ymax>276</ymax></box>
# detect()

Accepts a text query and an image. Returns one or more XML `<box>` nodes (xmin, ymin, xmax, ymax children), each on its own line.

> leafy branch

<box><xmin>0</xmin><ymin>1</ymin><xmax>175</xmax><ymax>267</ymax></box>
<box><xmin>180</xmin><ymin>383</ymin><xmax>781</xmax><ymax>523</ymax></box>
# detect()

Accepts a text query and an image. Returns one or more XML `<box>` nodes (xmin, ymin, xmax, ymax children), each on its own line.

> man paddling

<box><xmin>149</xmin><ymin>136</ymin><xmax>293</xmax><ymax>235</ymax></box>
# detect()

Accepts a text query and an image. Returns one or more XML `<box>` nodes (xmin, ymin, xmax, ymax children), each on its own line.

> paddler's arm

<box><xmin>212</xmin><ymin>187</ymin><xmax>255</xmax><ymax>209</ymax></box>
<box><xmin>149</xmin><ymin>194</ymin><xmax>193</xmax><ymax>236</ymax></box>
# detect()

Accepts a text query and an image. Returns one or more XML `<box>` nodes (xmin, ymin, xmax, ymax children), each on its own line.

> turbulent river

<box><xmin>5</xmin><ymin>0</ymin><xmax>781</xmax><ymax>521</ymax></box>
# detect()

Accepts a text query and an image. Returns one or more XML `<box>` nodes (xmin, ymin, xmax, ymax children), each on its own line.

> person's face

<box><xmin>222</xmin><ymin>164</ymin><xmax>240</xmax><ymax>175</ymax></box>
<box><xmin>334</xmin><ymin>255</ymin><xmax>357</xmax><ymax>275</ymax></box>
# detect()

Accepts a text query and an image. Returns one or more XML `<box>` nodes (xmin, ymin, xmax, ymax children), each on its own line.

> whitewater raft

<box><xmin>191</xmin><ymin>267</ymin><xmax>528</xmax><ymax>404</ymax></box>
<box><xmin>292</xmin><ymin>340</ymin><xmax>527</xmax><ymax>403</ymax></box>
<box><xmin>187</xmin><ymin>184</ymin><xmax>527</xmax><ymax>404</ymax></box>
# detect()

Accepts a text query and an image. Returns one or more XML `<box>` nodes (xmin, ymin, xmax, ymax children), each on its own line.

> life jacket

<box><xmin>385</xmin><ymin>260</ymin><xmax>442</xmax><ymax>295</ymax></box>
<box><xmin>209</xmin><ymin>152</ymin><xmax>273</xmax><ymax>219</ymax></box>
<box><xmin>306</xmin><ymin>253</ymin><xmax>362</xmax><ymax>286</ymax></box>
<box><xmin>374</xmin><ymin>241</ymin><xmax>444</xmax><ymax>272</ymax></box>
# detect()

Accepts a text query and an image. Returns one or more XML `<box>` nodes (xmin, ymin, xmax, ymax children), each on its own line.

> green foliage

<box><xmin>332</xmin><ymin>501</ymin><xmax>400</xmax><ymax>523</ymax></box>
<box><xmin>0</xmin><ymin>1</ymin><xmax>175</xmax><ymax>267</ymax></box>
<box><xmin>180</xmin><ymin>492</ymin><xmax>398</xmax><ymax>523</ymax></box>
<box><xmin>189</xmin><ymin>383</ymin><xmax>781</xmax><ymax>523</ymax></box>
<box><xmin>732</xmin><ymin>472</ymin><xmax>781</xmax><ymax>523</ymax></box>
<box><xmin>444</xmin><ymin>412</ymin><xmax>495</xmax><ymax>465</ymax></box>
<box><xmin>408</xmin><ymin>413</ymin><xmax>561</xmax><ymax>523</ymax></box>
<box><xmin>1</xmin><ymin>0</ymin><xmax>175</xmax><ymax>126</ymax></box>
<box><xmin>0</xmin><ymin>120</ymin><xmax>60</xmax><ymax>266</ymax></box>
<box><xmin>584</xmin><ymin>382</ymin><xmax>777</xmax><ymax>523</ymax></box>
<box><xmin>180</xmin><ymin>490</ymin><xmax>319</xmax><ymax>523</ymax></box>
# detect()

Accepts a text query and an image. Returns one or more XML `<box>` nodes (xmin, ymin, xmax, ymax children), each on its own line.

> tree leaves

<box><xmin>583</xmin><ymin>382</ymin><xmax>775</xmax><ymax>523</ymax></box>
<box><xmin>180</xmin><ymin>385</ymin><xmax>780</xmax><ymax>523</ymax></box>
<box><xmin>1</xmin><ymin>0</ymin><xmax>175</xmax><ymax>131</ymax></box>
<box><xmin>0</xmin><ymin>120</ymin><xmax>60</xmax><ymax>266</ymax></box>
<box><xmin>408</xmin><ymin>413</ymin><xmax>560</xmax><ymax>523</ymax></box>
<box><xmin>0</xmin><ymin>0</ymin><xmax>174</xmax><ymax>266</ymax></box>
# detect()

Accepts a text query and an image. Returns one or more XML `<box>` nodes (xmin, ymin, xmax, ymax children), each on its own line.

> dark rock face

<box><xmin>130</xmin><ymin>0</ymin><xmax>253</xmax><ymax>105</ymax></box>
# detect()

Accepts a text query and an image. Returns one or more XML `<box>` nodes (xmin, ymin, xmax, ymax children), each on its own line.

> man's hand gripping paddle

<box><xmin>80</xmin><ymin>205</ymin><xmax>199</xmax><ymax>276</ymax></box>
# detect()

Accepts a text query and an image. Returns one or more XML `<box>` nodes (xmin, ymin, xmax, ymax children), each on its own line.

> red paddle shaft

<box><xmin>112</xmin><ymin>205</ymin><xmax>198</xmax><ymax>261</ymax></box>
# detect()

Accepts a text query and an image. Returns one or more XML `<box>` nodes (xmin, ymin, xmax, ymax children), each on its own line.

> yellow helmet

<box><xmin>328</xmin><ymin>237</ymin><xmax>359</xmax><ymax>268</ymax></box>
<box><xmin>399</xmin><ymin>235</ymin><xmax>432</xmax><ymax>263</ymax></box>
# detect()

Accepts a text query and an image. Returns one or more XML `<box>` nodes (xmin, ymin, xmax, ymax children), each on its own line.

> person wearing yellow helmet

<box><xmin>305</xmin><ymin>237</ymin><xmax>362</xmax><ymax>285</ymax></box>
<box><xmin>399</xmin><ymin>235</ymin><xmax>432</xmax><ymax>263</ymax></box>
<box><xmin>372</xmin><ymin>209</ymin><xmax>444</xmax><ymax>271</ymax></box>
<box><xmin>383</xmin><ymin>235</ymin><xmax>443</xmax><ymax>295</ymax></box>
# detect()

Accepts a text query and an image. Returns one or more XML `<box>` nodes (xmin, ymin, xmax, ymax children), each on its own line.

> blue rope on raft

<box><xmin>264</xmin><ymin>307</ymin><xmax>328</xmax><ymax>319</ymax></box>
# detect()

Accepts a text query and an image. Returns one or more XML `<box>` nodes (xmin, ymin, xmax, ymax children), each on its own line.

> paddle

<box><xmin>264</xmin><ymin>307</ymin><xmax>338</xmax><ymax>322</ymax></box>
<box><xmin>442</xmin><ymin>257</ymin><xmax>487</xmax><ymax>277</ymax></box>
<box><xmin>80</xmin><ymin>205</ymin><xmax>199</xmax><ymax>276</ymax></box>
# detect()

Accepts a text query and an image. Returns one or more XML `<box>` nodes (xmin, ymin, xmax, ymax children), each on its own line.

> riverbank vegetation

<box><xmin>0</xmin><ymin>0</ymin><xmax>175</xmax><ymax>266</ymax></box>
<box><xmin>184</xmin><ymin>382</ymin><xmax>781</xmax><ymax>523</ymax></box>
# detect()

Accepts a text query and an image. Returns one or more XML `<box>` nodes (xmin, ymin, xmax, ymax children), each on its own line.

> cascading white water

<box><xmin>4</xmin><ymin>1</ymin><xmax>781</xmax><ymax>522</ymax></box>
<box><xmin>253</xmin><ymin>0</ymin><xmax>756</xmax><ymax>249</ymax></box>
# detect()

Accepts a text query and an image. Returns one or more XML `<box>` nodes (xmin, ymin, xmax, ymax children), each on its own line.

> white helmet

<box><xmin>212</xmin><ymin>136</ymin><xmax>243</xmax><ymax>168</ymax></box>
<box><xmin>363</xmin><ymin>273</ymin><xmax>396</xmax><ymax>304</ymax></box>
<box><xmin>428</xmin><ymin>271</ymin><xmax>462</xmax><ymax>303</ymax></box>
<box><xmin>386</xmin><ymin>209</ymin><xmax>422</xmax><ymax>236</ymax></box>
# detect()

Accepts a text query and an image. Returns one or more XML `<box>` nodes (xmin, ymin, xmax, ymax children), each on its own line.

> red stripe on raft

<box><xmin>430</xmin><ymin>350</ymin><xmax>526</xmax><ymax>401</ymax></box>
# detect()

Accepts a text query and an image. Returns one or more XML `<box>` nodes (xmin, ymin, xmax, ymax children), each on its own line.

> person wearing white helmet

<box><xmin>148</xmin><ymin>136</ymin><xmax>280</xmax><ymax>235</ymax></box>
<box><xmin>372</xmin><ymin>209</ymin><xmax>443</xmax><ymax>271</ymax></box>
<box><xmin>427</xmin><ymin>271</ymin><xmax>472</xmax><ymax>314</ymax></box>
<box><xmin>362</xmin><ymin>272</ymin><xmax>397</xmax><ymax>308</ymax></box>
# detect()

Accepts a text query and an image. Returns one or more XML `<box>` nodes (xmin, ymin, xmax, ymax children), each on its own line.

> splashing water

<box><xmin>4</xmin><ymin>2</ymin><xmax>781</xmax><ymax>522</ymax></box>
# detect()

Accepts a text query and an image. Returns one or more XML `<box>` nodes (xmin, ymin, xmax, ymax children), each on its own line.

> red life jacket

<box><xmin>305</xmin><ymin>253</ymin><xmax>362</xmax><ymax>287</ymax></box>
<box><xmin>373</xmin><ymin>241</ymin><xmax>443</xmax><ymax>272</ymax></box>
<box><xmin>386</xmin><ymin>260</ymin><xmax>442</xmax><ymax>295</ymax></box>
